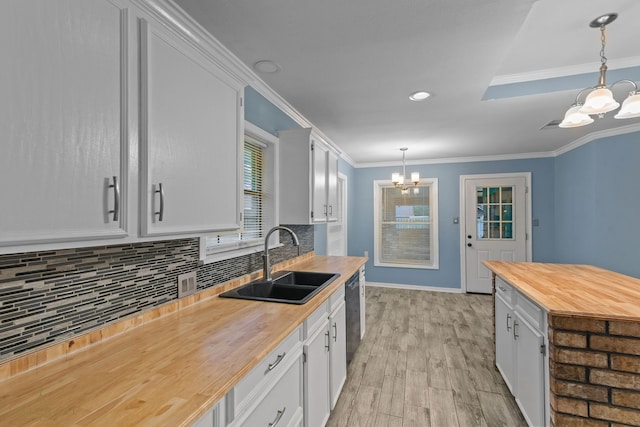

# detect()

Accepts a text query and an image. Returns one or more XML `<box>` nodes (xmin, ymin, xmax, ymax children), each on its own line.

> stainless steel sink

<box><xmin>218</xmin><ymin>271</ymin><xmax>340</xmax><ymax>304</ymax></box>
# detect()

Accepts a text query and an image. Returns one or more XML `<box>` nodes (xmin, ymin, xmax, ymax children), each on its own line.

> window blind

<box><xmin>242</xmin><ymin>140</ymin><xmax>264</xmax><ymax>240</ymax></box>
<box><xmin>379</xmin><ymin>185</ymin><xmax>432</xmax><ymax>265</ymax></box>
<box><xmin>207</xmin><ymin>140</ymin><xmax>264</xmax><ymax>250</ymax></box>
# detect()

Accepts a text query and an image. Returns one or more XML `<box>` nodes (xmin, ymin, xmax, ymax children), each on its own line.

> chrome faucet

<box><xmin>263</xmin><ymin>226</ymin><xmax>300</xmax><ymax>281</ymax></box>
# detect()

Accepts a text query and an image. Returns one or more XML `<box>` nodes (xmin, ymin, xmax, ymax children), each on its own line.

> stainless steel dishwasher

<box><xmin>345</xmin><ymin>271</ymin><xmax>361</xmax><ymax>364</ymax></box>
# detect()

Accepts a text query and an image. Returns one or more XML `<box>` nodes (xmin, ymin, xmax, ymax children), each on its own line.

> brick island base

<box><xmin>549</xmin><ymin>315</ymin><xmax>640</xmax><ymax>426</ymax></box>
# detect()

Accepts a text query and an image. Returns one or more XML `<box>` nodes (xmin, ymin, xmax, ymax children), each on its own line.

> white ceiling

<box><xmin>173</xmin><ymin>0</ymin><xmax>640</xmax><ymax>165</ymax></box>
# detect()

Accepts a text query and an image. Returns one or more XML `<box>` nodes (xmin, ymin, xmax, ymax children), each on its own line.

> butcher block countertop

<box><xmin>484</xmin><ymin>261</ymin><xmax>640</xmax><ymax>321</ymax></box>
<box><xmin>0</xmin><ymin>255</ymin><xmax>366</xmax><ymax>426</ymax></box>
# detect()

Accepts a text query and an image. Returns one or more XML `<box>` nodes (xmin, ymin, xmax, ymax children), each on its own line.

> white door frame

<box><xmin>327</xmin><ymin>172</ymin><xmax>348</xmax><ymax>256</ymax></box>
<box><xmin>459</xmin><ymin>172</ymin><xmax>532</xmax><ymax>293</ymax></box>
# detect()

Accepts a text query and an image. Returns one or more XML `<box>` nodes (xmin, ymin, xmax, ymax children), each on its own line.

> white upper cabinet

<box><xmin>279</xmin><ymin>128</ymin><xmax>339</xmax><ymax>224</ymax></box>
<box><xmin>138</xmin><ymin>15</ymin><xmax>243</xmax><ymax>237</ymax></box>
<box><xmin>0</xmin><ymin>0</ymin><xmax>130</xmax><ymax>246</ymax></box>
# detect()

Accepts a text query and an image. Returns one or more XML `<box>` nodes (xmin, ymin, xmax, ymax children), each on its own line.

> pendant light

<box><xmin>391</xmin><ymin>148</ymin><xmax>419</xmax><ymax>194</ymax></box>
<box><xmin>559</xmin><ymin>13</ymin><xmax>640</xmax><ymax>128</ymax></box>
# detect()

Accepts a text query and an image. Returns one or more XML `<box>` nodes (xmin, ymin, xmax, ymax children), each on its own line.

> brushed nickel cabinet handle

<box><xmin>268</xmin><ymin>407</ymin><xmax>286</xmax><ymax>427</ymax></box>
<box><xmin>155</xmin><ymin>183</ymin><xmax>164</xmax><ymax>222</ymax></box>
<box><xmin>506</xmin><ymin>313</ymin><xmax>512</xmax><ymax>331</ymax></box>
<box><xmin>108</xmin><ymin>176</ymin><xmax>120</xmax><ymax>221</ymax></box>
<box><xmin>325</xmin><ymin>331</ymin><xmax>330</xmax><ymax>351</ymax></box>
<box><xmin>333</xmin><ymin>322</ymin><xmax>337</xmax><ymax>342</ymax></box>
<box><xmin>513</xmin><ymin>319</ymin><xmax>519</xmax><ymax>340</ymax></box>
<box><xmin>266</xmin><ymin>352</ymin><xmax>286</xmax><ymax>373</ymax></box>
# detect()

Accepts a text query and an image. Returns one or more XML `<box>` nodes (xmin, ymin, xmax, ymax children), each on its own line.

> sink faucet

<box><xmin>263</xmin><ymin>226</ymin><xmax>300</xmax><ymax>281</ymax></box>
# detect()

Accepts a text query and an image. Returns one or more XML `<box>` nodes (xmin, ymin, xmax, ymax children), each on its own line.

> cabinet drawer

<box><xmin>234</xmin><ymin>325</ymin><xmax>302</xmax><ymax>412</ymax></box>
<box><xmin>515</xmin><ymin>292</ymin><xmax>544</xmax><ymax>331</ymax></box>
<box><xmin>304</xmin><ymin>302</ymin><xmax>329</xmax><ymax>339</ymax></box>
<box><xmin>495</xmin><ymin>277</ymin><xmax>514</xmax><ymax>304</ymax></box>
<box><xmin>235</xmin><ymin>354</ymin><xmax>303</xmax><ymax>427</ymax></box>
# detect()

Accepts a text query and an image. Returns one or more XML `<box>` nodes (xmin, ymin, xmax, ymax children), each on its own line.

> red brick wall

<box><xmin>549</xmin><ymin>315</ymin><xmax>640</xmax><ymax>427</ymax></box>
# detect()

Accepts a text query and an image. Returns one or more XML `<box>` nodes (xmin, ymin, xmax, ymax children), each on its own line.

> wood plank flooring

<box><xmin>327</xmin><ymin>286</ymin><xmax>527</xmax><ymax>427</ymax></box>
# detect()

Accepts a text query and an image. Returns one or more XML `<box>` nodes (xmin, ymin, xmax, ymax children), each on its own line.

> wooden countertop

<box><xmin>0</xmin><ymin>255</ymin><xmax>366</xmax><ymax>426</ymax></box>
<box><xmin>484</xmin><ymin>261</ymin><xmax>640</xmax><ymax>321</ymax></box>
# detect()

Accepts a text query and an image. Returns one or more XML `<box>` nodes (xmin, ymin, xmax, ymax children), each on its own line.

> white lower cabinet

<box><xmin>304</xmin><ymin>309</ymin><xmax>331</xmax><ymax>427</ymax></box>
<box><xmin>303</xmin><ymin>285</ymin><xmax>346</xmax><ymax>427</ymax></box>
<box><xmin>222</xmin><ymin>286</ymin><xmax>348</xmax><ymax>427</ymax></box>
<box><xmin>329</xmin><ymin>299</ymin><xmax>346</xmax><ymax>409</ymax></box>
<box><xmin>494</xmin><ymin>277</ymin><xmax>547</xmax><ymax>427</ymax></box>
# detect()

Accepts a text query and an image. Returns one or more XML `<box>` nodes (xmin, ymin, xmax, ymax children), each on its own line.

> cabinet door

<box><xmin>329</xmin><ymin>300</ymin><xmax>347</xmax><ymax>409</ymax></box>
<box><xmin>304</xmin><ymin>319</ymin><xmax>330</xmax><ymax>427</ymax></box>
<box><xmin>326</xmin><ymin>151</ymin><xmax>339</xmax><ymax>222</ymax></box>
<box><xmin>514</xmin><ymin>312</ymin><xmax>545</xmax><ymax>427</ymax></box>
<box><xmin>495</xmin><ymin>293</ymin><xmax>516</xmax><ymax>393</ymax></box>
<box><xmin>0</xmin><ymin>0</ymin><xmax>128</xmax><ymax>246</ymax></box>
<box><xmin>311</xmin><ymin>141</ymin><xmax>328</xmax><ymax>223</ymax></box>
<box><xmin>139</xmin><ymin>18</ymin><xmax>242</xmax><ymax>236</ymax></box>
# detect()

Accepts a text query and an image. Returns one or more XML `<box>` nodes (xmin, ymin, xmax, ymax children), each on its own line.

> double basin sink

<box><xmin>219</xmin><ymin>271</ymin><xmax>340</xmax><ymax>304</ymax></box>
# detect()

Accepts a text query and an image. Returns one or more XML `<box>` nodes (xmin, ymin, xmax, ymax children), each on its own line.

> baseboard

<box><xmin>365</xmin><ymin>281</ymin><xmax>464</xmax><ymax>293</ymax></box>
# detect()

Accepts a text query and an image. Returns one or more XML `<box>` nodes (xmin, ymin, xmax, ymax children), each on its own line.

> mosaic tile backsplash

<box><xmin>0</xmin><ymin>225</ymin><xmax>313</xmax><ymax>362</ymax></box>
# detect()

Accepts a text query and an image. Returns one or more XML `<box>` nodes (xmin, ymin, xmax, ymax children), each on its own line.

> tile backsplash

<box><xmin>0</xmin><ymin>225</ymin><xmax>313</xmax><ymax>362</ymax></box>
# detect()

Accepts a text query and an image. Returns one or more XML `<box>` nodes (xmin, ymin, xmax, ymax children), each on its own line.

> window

<box><xmin>373</xmin><ymin>179</ymin><xmax>439</xmax><ymax>269</ymax></box>
<box><xmin>202</xmin><ymin>122</ymin><xmax>277</xmax><ymax>262</ymax></box>
<box><xmin>476</xmin><ymin>186</ymin><xmax>513</xmax><ymax>239</ymax></box>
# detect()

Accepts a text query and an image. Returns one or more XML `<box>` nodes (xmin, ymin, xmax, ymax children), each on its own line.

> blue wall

<box><xmin>245</xmin><ymin>83</ymin><xmax>640</xmax><ymax>282</ymax></box>
<box><xmin>555</xmin><ymin>131</ymin><xmax>640</xmax><ymax>278</ymax></box>
<box><xmin>350</xmin><ymin>158</ymin><xmax>556</xmax><ymax>289</ymax></box>
<box><xmin>244</xmin><ymin>86</ymin><xmax>300</xmax><ymax>136</ymax></box>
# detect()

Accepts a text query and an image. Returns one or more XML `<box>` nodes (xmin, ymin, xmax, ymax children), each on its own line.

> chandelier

<box><xmin>391</xmin><ymin>148</ymin><xmax>419</xmax><ymax>195</ymax></box>
<box><xmin>559</xmin><ymin>13</ymin><xmax>640</xmax><ymax>128</ymax></box>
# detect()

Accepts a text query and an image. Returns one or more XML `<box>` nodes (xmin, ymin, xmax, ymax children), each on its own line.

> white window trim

<box><xmin>200</xmin><ymin>121</ymin><xmax>279</xmax><ymax>264</ymax></box>
<box><xmin>373</xmin><ymin>178</ymin><xmax>439</xmax><ymax>270</ymax></box>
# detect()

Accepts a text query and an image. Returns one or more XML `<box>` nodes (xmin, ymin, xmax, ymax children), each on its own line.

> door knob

<box><xmin>467</xmin><ymin>243</ymin><xmax>472</xmax><ymax>247</ymax></box>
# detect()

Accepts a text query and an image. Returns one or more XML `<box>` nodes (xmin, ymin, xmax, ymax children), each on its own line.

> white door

<box><xmin>495</xmin><ymin>293</ymin><xmax>516</xmax><ymax>393</ymax></box>
<box><xmin>303</xmin><ymin>321</ymin><xmax>330</xmax><ymax>427</ymax></box>
<box><xmin>514</xmin><ymin>312</ymin><xmax>545</xmax><ymax>427</ymax></box>
<box><xmin>462</xmin><ymin>174</ymin><xmax>529</xmax><ymax>293</ymax></box>
<box><xmin>329</xmin><ymin>300</ymin><xmax>347</xmax><ymax>409</ymax></box>
<box><xmin>327</xmin><ymin>173</ymin><xmax>347</xmax><ymax>256</ymax></box>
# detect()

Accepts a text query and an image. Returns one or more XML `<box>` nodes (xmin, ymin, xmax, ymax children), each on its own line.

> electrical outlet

<box><xmin>177</xmin><ymin>271</ymin><xmax>197</xmax><ymax>298</ymax></box>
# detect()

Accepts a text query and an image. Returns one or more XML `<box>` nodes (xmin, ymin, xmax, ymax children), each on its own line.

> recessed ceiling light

<box><xmin>253</xmin><ymin>60</ymin><xmax>281</xmax><ymax>74</ymax></box>
<box><xmin>409</xmin><ymin>91</ymin><xmax>431</xmax><ymax>101</ymax></box>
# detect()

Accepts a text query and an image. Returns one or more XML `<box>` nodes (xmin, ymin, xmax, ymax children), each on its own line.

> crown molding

<box><xmin>551</xmin><ymin>122</ymin><xmax>640</xmax><ymax>157</ymax></box>
<box><xmin>490</xmin><ymin>57</ymin><xmax>640</xmax><ymax>86</ymax></box>
<box><xmin>355</xmin><ymin>151</ymin><xmax>554</xmax><ymax>169</ymax></box>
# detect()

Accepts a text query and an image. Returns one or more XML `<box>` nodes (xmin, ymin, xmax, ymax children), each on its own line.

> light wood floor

<box><xmin>327</xmin><ymin>286</ymin><xmax>527</xmax><ymax>427</ymax></box>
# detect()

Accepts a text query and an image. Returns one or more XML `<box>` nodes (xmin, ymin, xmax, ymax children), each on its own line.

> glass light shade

<box><xmin>559</xmin><ymin>105</ymin><xmax>594</xmax><ymax>128</ymax></box>
<box><xmin>397</xmin><ymin>175</ymin><xmax>404</xmax><ymax>185</ymax></box>
<box><xmin>579</xmin><ymin>87</ymin><xmax>620</xmax><ymax>114</ymax></box>
<box><xmin>413</xmin><ymin>187</ymin><xmax>420</xmax><ymax>195</ymax></box>
<box><xmin>411</xmin><ymin>172</ymin><xmax>420</xmax><ymax>183</ymax></box>
<box><xmin>614</xmin><ymin>92</ymin><xmax>640</xmax><ymax>119</ymax></box>
<box><xmin>401</xmin><ymin>188</ymin><xmax>409</xmax><ymax>195</ymax></box>
<box><xmin>391</xmin><ymin>172</ymin><xmax>400</xmax><ymax>184</ymax></box>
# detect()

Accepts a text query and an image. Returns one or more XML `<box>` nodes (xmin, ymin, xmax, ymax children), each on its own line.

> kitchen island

<box><xmin>0</xmin><ymin>255</ymin><xmax>366</xmax><ymax>426</ymax></box>
<box><xmin>485</xmin><ymin>261</ymin><xmax>640</xmax><ymax>427</ymax></box>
